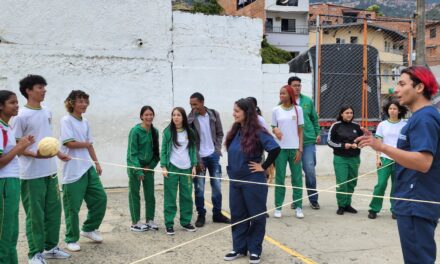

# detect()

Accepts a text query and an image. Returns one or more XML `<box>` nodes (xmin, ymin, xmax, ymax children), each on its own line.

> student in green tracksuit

<box><xmin>160</xmin><ymin>107</ymin><xmax>198</xmax><ymax>235</ymax></box>
<box><xmin>127</xmin><ymin>106</ymin><xmax>160</xmax><ymax>232</ymax></box>
<box><xmin>60</xmin><ymin>90</ymin><xmax>107</xmax><ymax>252</ymax></box>
<box><xmin>327</xmin><ymin>106</ymin><xmax>363</xmax><ymax>215</ymax></box>
<box><xmin>0</xmin><ymin>90</ymin><xmax>34</xmax><ymax>264</ymax></box>
<box><xmin>13</xmin><ymin>75</ymin><xmax>71</xmax><ymax>264</ymax></box>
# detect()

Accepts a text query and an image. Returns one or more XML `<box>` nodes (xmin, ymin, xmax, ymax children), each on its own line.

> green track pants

<box><xmin>128</xmin><ymin>170</ymin><xmax>155</xmax><ymax>223</ymax></box>
<box><xmin>21</xmin><ymin>175</ymin><xmax>61</xmax><ymax>258</ymax></box>
<box><xmin>163</xmin><ymin>164</ymin><xmax>193</xmax><ymax>228</ymax></box>
<box><xmin>63</xmin><ymin>167</ymin><xmax>107</xmax><ymax>243</ymax></box>
<box><xmin>0</xmin><ymin>178</ymin><xmax>20</xmax><ymax>264</ymax></box>
<box><xmin>274</xmin><ymin>149</ymin><xmax>303</xmax><ymax>209</ymax></box>
<box><xmin>369</xmin><ymin>157</ymin><xmax>395</xmax><ymax>213</ymax></box>
<box><xmin>333</xmin><ymin>155</ymin><xmax>360</xmax><ymax>207</ymax></box>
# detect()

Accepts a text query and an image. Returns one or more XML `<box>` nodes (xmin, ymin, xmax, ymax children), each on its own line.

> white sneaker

<box><xmin>130</xmin><ymin>223</ymin><xmax>149</xmax><ymax>232</ymax></box>
<box><xmin>43</xmin><ymin>246</ymin><xmax>71</xmax><ymax>259</ymax></box>
<box><xmin>295</xmin><ymin>207</ymin><xmax>304</xmax><ymax>219</ymax></box>
<box><xmin>80</xmin><ymin>230</ymin><xmax>103</xmax><ymax>242</ymax></box>
<box><xmin>274</xmin><ymin>210</ymin><xmax>282</xmax><ymax>218</ymax></box>
<box><xmin>66</xmin><ymin>242</ymin><xmax>81</xmax><ymax>252</ymax></box>
<box><xmin>147</xmin><ymin>220</ymin><xmax>159</xmax><ymax>231</ymax></box>
<box><xmin>28</xmin><ymin>253</ymin><xmax>47</xmax><ymax>264</ymax></box>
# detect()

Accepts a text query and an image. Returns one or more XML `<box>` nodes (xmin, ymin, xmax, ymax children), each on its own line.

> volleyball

<box><xmin>38</xmin><ymin>137</ymin><xmax>60</xmax><ymax>156</ymax></box>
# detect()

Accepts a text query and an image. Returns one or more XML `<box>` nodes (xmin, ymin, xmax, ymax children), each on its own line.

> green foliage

<box><xmin>366</xmin><ymin>4</ymin><xmax>383</xmax><ymax>16</ymax></box>
<box><xmin>261</xmin><ymin>39</ymin><xmax>293</xmax><ymax>64</ymax></box>
<box><xmin>192</xmin><ymin>0</ymin><xmax>223</xmax><ymax>15</ymax></box>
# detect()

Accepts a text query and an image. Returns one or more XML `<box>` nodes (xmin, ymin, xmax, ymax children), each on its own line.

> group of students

<box><xmin>1</xmin><ymin>65</ymin><xmax>439</xmax><ymax>264</ymax></box>
<box><xmin>0</xmin><ymin>75</ymin><xmax>107</xmax><ymax>264</ymax></box>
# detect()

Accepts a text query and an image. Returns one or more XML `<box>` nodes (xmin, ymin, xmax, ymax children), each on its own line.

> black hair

<box><xmin>0</xmin><ymin>90</ymin><xmax>16</xmax><ymax>112</ymax></box>
<box><xmin>140</xmin><ymin>105</ymin><xmax>160</xmax><ymax>161</ymax></box>
<box><xmin>336</xmin><ymin>105</ymin><xmax>354</xmax><ymax>122</ymax></box>
<box><xmin>246</xmin><ymin>97</ymin><xmax>262</xmax><ymax>116</ymax></box>
<box><xmin>170</xmin><ymin>107</ymin><xmax>195</xmax><ymax>148</ymax></box>
<box><xmin>64</xmin><ymin>90</ymin><xmax>89</xmax><ymax>113</ymax></box>
<box><xmin>190</xmin><ymin>92</ymin><xmax>205</xmax><ymax>102</ymax></box>
<box><xmin>19</xmin><ymin>75</ymin><xmax>47</xmax><ymax>99</ymax></box>
<box><xmin>382</xmin><ymin>98</ymin><xmax>408</xmax><ymax>120</ymax></box>
<box><xmin>288</xmin><ymin>76</ymin><xmax>302</xmax><ymax>85</ymax></box>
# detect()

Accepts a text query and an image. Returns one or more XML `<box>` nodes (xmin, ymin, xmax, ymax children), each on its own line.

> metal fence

<box><xmin>290</xmin><ymin>15</ymin><xmax>415</xmax><ymax>128</ymax></box>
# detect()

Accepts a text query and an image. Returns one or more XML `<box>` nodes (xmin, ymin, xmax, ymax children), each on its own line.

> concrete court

<box><xmin>16</xmin><ymin>174</ymin><xmax>440</xmax><ymax>264</ymax></box>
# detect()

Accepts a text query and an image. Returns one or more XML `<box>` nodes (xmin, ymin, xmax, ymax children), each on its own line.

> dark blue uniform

<box><xmin>227</xmin><ymin>130</ymin><xmax>278</xmax><ymax>256</ymax></box>
<box><xmin>394</xmin><ymin>106</ymin><xmax>440</xmax><ymax>264</ymax></box>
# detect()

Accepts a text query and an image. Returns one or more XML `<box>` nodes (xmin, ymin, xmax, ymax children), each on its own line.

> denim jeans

<box><xmin>302</xmin><ymin>144</ymin><xmax>318</xmax><ymax>204</ymax></box>
<box><xmin>193</xmin><ymin>152</ymin><xmax>222</xmax><ymax>216</ymax></box>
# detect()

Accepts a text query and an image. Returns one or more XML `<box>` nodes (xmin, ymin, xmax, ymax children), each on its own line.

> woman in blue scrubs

<box><xmin>223</xmin><ymin>98</ymin><xmax>280</xmax><ymax>264</ymax></box>
<box><xmin>357</xmin><ymin>66</ymin><xmax>440</xmax><ymax>264</ymax></box>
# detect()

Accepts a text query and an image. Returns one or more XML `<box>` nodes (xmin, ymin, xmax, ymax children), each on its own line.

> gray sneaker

<box><xmin>43</xmin><ymin>246</ymin><xmax>71</xmax><ymax>259</ymax></box>
<box><xmin>147</xmin><ymin>220</ymin><xmax>159</xmax><ymax>231</ymax></box>
<box><xmin>28</xmin><ymin>253</ymin><xmax>47</xmax><ymax>264</ymax></box>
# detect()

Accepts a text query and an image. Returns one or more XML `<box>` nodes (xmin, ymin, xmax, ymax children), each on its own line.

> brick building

<box><xmin>426</xmin><ymin>21</ymin><xmax>440</xmax><ymax>67</ymax></box>
<box><xmin>218</xmin><ymin>0</ymin><xmax>266</xmax><ymax>21</ymax></box>
<box><xmin>309</xmin><ymin>3</ymin><xmax>376</xmax><ymax>26</ymax></box>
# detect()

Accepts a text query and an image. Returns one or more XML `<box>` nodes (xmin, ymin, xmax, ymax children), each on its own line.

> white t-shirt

<box><xmin>375</xmin><ymin>119</ymin><xmax>407</xmax><ymax>160</ymax></box>
<box><xmin>197</xmin><ymin>113</ymin><xmax>215</xmax><ymax>158</ymax></box>
<box><xmin>271</xmin><ymin>105</ymin><xmax>304</xmax><ymax>149</ymax></box>
<box><xmin>170</xmin><ymin>130</ymin><xmax>191</xmax><ymax>170</ymax></box>
<box><xmin>60</xmin><ymin>115</ymin><xmax>94</xmax><ymax>184</ymax></box>
<box><xmin>0</xmin><ymin>120</ymin><xmax>19</xmax><ymax>178</ymax></box>
<box><xmin>11</xmin><ymin>106</ymin><xmax>57</xmax><ymax>179</ymax></box>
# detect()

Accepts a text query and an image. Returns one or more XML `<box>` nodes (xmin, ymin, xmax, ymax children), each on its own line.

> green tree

<box><xmin>261</xmin><ymin>38</ymin><xmax>293</xmax><ymax>64</ymax></box>
<box><xmin>366</xmin><ymin>4</ymin><xmax>383</xmax><ymax>16</ymax></box>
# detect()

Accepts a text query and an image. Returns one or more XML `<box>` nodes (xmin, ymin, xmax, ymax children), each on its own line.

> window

<box><xmin>266</xmin><ymin>18</ymin><xmax>273</xmax><ymax>32</ymax></box>
<box><xmin>343</xmin><ymin>14</ymin><xmax>358</xmax><ymax>24</ymax></box>
<box><xmin>430</xmin><ymin>28</ymin><xmax>437</xmax><ymax>39</ymax></box>
<box><xmin>350</xmin><ymin>36</ymin><xmax>358</xmax><ymax>44</ymax></box>
<box><xmin>237</xmin><ymin>0</ymin><xmax>257</xmax><ymax>10</ymax></box>
<box><xmin>276</xmin><ymin>0</ymin><xmax>298</xmax><ymax>6</ymax></box>
<box><xmin>281</xmin><ymin>19</ymin><xmax>296</xmax><ymax>32</ymax></box>
<box><xmin>336</xmin><ymin>38</ymin><xmax>345</xmax><ymax>44</ymax></box>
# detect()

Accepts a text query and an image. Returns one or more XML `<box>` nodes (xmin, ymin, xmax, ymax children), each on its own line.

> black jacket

<box><xmin>327</xmin><ymin>121</ymin><xmax>363</xmax><ymax>157</ymax></box>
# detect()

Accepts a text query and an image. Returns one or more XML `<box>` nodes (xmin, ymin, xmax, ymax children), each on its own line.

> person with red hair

<box><xmin>356</xmin><ymin>66</ymin><xmax>440</xmax><ymax>263</ymax></box>
<box><xmin>271</xmin><ymin>85</ymin><xmax>305</xmax><ymax>219</ymax></box>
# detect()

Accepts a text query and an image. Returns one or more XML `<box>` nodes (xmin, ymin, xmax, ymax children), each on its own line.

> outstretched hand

<box><xmin>355</xmin><ymin>127</ymin><xmax>383</xmax><ymax>151</ymax></box>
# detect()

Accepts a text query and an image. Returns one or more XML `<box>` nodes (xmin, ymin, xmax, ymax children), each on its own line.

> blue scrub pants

<box><xmin>397</xmin><ymin>215</ymin><xmax>437</xmax><ymax>264</ymax></box>
<box><xmin>229</xmin><ymin>172</ymin><xmax>267</xmax><ymax>256</ymax></box>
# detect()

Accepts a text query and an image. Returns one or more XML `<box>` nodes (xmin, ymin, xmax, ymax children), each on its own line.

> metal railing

<box><xmin>265</xmin><ymin>26</ymin><xmax>309</xmax><ymax>35</ymax></box>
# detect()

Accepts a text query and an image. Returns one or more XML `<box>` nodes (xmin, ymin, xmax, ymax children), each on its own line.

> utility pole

<box><xmin>415</xmin><ymin>0</ymin><xmax>426</xmax><ymax>66</ymax></box>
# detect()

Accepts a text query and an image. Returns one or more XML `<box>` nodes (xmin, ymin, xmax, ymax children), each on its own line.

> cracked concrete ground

<box><xmin>16</xmin><ymin>174</ymin><xmax>440</xmax><ymax>264</ymax></box>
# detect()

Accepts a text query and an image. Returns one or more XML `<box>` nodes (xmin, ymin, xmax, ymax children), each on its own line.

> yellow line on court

<box><xmin>204</xmin><ymin>201</ymin><xmax>318</xmax><ymax>264</ymax></box>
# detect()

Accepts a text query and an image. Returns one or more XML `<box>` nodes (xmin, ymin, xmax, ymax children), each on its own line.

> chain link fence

<box><xmin>290</xmin><ymin>15</ymin><xmax>414</xmax><ymax>129</ymax></box>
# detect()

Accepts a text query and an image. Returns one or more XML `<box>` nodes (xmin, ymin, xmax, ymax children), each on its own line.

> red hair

<box><xmin>401</xmin><ymin>66</ymin><xmax>439</xmax><ymax>98</ymax></box>
<box><xmin>282</xmin><ymin>85</ymin><xmax>298</xmax><ymax>105</ymax></box>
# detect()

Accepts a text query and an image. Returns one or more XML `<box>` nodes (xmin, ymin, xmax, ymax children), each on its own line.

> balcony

<box><xmin>266</xmin><ymin>26</ymin><xmax>309</xmax><ymax>35</ymax></box>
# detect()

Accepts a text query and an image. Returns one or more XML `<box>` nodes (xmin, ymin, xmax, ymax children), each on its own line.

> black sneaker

<box><xmin>182</xmin><ymin>223</ymin><xmax>196</xmax><ymax>232</ymax></box>
<box><xmin>249</xmin><ymin>254</ymin><xmax>261</xmax><ymax>264</ymax></box>
<box><xmin>195</xmin><ymin>214</ymin><xmax>205</xmax><ymax>227</ymax></box>
<box><xmin>310</xmin><ymin>202</ymin><xmax>320</xmax><ymax>210</ymax></box>
<box><xmin>392</xmin><ymin>213</ymin><xmax>397</xmax><ymax>220</ymax></box>
<box><xmin>368</xmin><ymin>211</ymin><xmax>377</xmax><ymax>219</ymax></box>
<box><xmin>336</xmin><ymin>207</ymin><xmax>344</xmax><ymax>215</ymax></box>
<box><xmin>213</xmin><ymin>213</ymin><xmax>231</xmax><ymax>224</ymax></box>
<box><xmin>224</xmin><ymin>251</ymin><xmax>247</xmax><ymax>261</ymax></box>
<box><xmin>344</xmin><ymin>205</ymin><xmax>358</xmax><ymax>214</ymax></box>
<box><xmin>166</xmin><ymin>227</ymin><xmax>174</xmax><ymax>235</ymax></box>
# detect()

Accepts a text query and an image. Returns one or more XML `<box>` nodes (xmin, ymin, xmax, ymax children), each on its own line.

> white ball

<box><xmin>38</xmin><ymin>137</ymin><xmax>60</xmax><ymax>156</ymax></box>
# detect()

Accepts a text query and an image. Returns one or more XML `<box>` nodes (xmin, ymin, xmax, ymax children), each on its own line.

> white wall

<box><xmin>0</xmin><ymin>0</ymin><xmax>173</xmax><ymax>187</ymax></box>
<box><xmin>265</xmin><ymin>0</ymin><xmax>309</xmax><ymax>12</ymax></box>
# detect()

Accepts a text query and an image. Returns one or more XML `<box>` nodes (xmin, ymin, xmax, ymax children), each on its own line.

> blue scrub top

<box><xmin>227</xmin><ymin>129</ymin><xmax>279</xmax><ymax>180</ymax></box>
<box><xmin>394</xmin><ymin>105</ymin><xmax>440</xmax><ymax>220</ymax></box>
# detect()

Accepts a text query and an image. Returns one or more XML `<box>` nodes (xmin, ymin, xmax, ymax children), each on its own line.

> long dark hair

<box><xmin>170</xmin><ymin>107</ymin><xmax>195</xmax><ymax>148</ymax></box>
<box><xmin>140</xmin><ymin>105</ymin><xmax>159</xmax><ymax>161</ymax></box>
<box><xmin>382</xmin><ymin>98</ymin><xmax>408</xmax><ymax>120</ymax></box>
<box><xmin>336</xmin><ymin>105</ymin><xmax>354</xmax><ymax>122</ymax></box>
<box><xmin>225</xmin><ymin>98</ymin><xmax>267</xmax><ymax>155</ymax></box>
